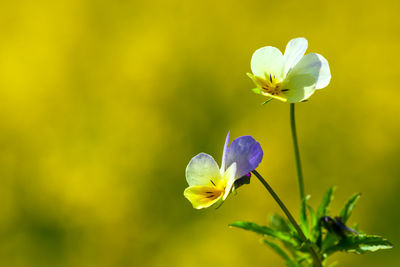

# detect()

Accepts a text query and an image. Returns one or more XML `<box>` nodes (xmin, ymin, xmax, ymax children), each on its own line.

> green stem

<box><xmin>252</xmin><ymin>170</ymin><xmax>322</xmax><ymax>267</ymax></box>
<box><xmin>290</xmin><ymin>103</ymin><xmax>305</xmax><ymax>201</ymax></box>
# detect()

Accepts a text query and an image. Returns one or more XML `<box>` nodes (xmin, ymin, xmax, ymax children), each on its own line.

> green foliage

<box><xmin>324</xmin><ymin>234</ymin><xmax>393</xmax><ymax>255</ymax></box>
<box><xmin>269</xmin><ymin>214</ymin><xmax>302</xmax><ymax>244</ymax></box>
<box><xmin>230</xmin><ymin>187</ymin><xmax>393</xmax><ymax>266</ymax></box>
<box><xmin>316</xmin><ymin>186</ymin><xmax>335</xmax><ymax>219</ymax></box>
<box><xmin>300</xmin><ymin>196</ymin><xmax>310</xmax><ymax>238</ymax></box>
<box><xmin>312</xmin><ymin>186</ymin><xmax>335</xmax><ymax>244</ymax></box>
<box><xmin>229</xmin><ymin>221</ymin><xmax>299</xmax><ymax>247</ymax></box>
<box><xmin>307</xmin><ymin>205</ymin><xmax>318</xmax><ymax>242</ymax></box>
<box><xmin>339</xmin><ymin>193</ymin><xmax>361</xmax><ymax>223</ymax></box>
<box><xmin>230</xmin><ymin>220</ymin><xmax>312</xmax><ymax>266</ymax></box>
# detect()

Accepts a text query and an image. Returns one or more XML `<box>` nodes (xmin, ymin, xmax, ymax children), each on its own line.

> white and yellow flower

<box><xmin>248</xmin><ymin>37</ymin><xmax>331</xmax><ymax>103</ymax></box>
<box><xmin>184</xmin><ymin>132</ymin><xmax>263</xmax><ymax>209</ymax></box>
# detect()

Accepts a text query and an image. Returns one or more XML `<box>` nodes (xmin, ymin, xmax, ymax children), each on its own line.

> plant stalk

<box><xmin>290</xmin><ymin>103</ymin><xmax>305</xmax><ymax>201</ymax></box>
<box><xmin>252</xmin><ymin>170</ymin><xmax>322</xmax><ymax>267</ymax></box>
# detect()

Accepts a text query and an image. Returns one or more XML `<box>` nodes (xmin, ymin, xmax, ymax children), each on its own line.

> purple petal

<box><xmin>225</xmin><ymin>136</ymin><xmax>263</xmax><ymax>179</ymax></box>
<box><xmin>220</xmin><ymin>131</ymin><xmax>230</xmax><ymax>173</ymax></box>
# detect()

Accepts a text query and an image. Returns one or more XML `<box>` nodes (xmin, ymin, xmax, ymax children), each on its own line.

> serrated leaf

<box><xmin>268</xmin><ymin>214</ymin><xmax>304</xmax><ymax>258</ymax></box>
<box><xmin>317</xmin><ymin>186</ymin><xmax>336</xmax><ymax>218</ymax></box>
<box><xmin>262</xmin><ymin>239</ymin><xmax>299</xmax><ymax>267</ymax></box>
<box><xmin>339</xmin><ymin>193</ymin><xmax>361</xmax><ymax>223</ymax></box>
<box><xmin>308</xmin><ymin>205</ymin><xmax>319</xmax><ymax>243</ymax></box>
<box><xmin>300</xmin><ymin>196</ymin><xmax>310</xmax><ymax>238</ymax></box>
<box><xmin>308</xmin><ymin>205</ymin><xmax>317</xmax><ymax>229</ymax></box>
<box><xmin>270</xmin><ymin>214</ymin><xmax>302</xmax><ymax>243</ymax></box>
<box><xmin>230</xmin><ymin>221</ymin><xmax>298</xmax><ymax>246</ymax></box>
<box><xmin>325</xmin><ymin>234</ymin><xmax>393</xmax><ymax>255</ymax></box>
<box><xmin>313</xmin><ymin>187</ymin><xmax>335</xmax><ymax>246</ymax></box>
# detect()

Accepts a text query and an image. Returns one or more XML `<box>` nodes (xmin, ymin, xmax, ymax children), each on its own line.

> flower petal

<box><xmin>186</xmin><ymin>153</ymin><xmax>221</xmax><ymax>187</ymax></box>
<box><xmin>283</xmin><ymin>37</ymin><xmax>308</xmax><ymax>77</ymax></box>
<box><xmin>288</xmin><ymin>53</ymin><xmax>331</xmax><ymax>90</ymax></box>
<box><xmin>184</xmin><ymin>186</ymin><xmax>223</xmax><ymax>209</ymax></box>
<box><xmin>222</xmin><ymin>162</ymin><xmax>237</xmax><ymax>200</ymax></box>
<box><xmin>225</xmin><ymin>136</ymin><xmax>263</xmax><ymax>179</ymax></box>
<box><xmin>220</xmin><ymin>131</ymin><xmax>230</xmax><ymax>174</ymax></box>
<box><xmin>251</xmin><ymin>46</ymin><xmax>285</xmax><ymax>79</ymax></box>
<box><xmin>282</xmin><ymin>74</ymin><xmax>316</xmax><ymax>103</ymax></box>
<box><xmin>314</xmin><ymin>54</ymin><xmax>331</xmax><ymax>89</ymax></box>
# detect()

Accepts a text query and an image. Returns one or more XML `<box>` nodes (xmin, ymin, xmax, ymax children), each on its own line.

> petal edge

<box><xmin>251</xmin><ymin>46</ymin><xmax>285</xmax><ymax>79</ymax></box>
<box><xmin>225</xmin><ymin>136</ymin><xmax>263</xmax><ymax>179</ymax></box>
<box><xmin>186</xmin><ymin>153</ymin><xmax>221</xmax><ymax>187</ymax></box>
<box><xmin>284</xmin><ymin>37</ymin><xmax>308</xmax><ymax>77</ymax></box>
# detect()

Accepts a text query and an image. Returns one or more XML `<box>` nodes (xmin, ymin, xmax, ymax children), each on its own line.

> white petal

<box><xmin>222</xmin><ymin>162</ymin><xmax>237</xmax><ymax>200</ymax></box>
<box><xmin>186</xmin><ymin>153</ymin><xmax>221</xmax><ymax>187</ymax></box>
<box><xmin>220</xmin><ymin>131</ymin><xmax>230</xmax><ymax>174</ymax></box>
<box><xmin>288</xmin><ymin>53</ymin><xmax>331</xmax><ymax>90</ymax></box>
<box><xmin>282</xmin><ymin>74</ymin><xmax>316</xmax><ymax>103</ymax></box>
<box><xmin>314</xmin><ymin>54</ymin><xmax>331</xmax><ymax>89</ymax></box>
<box><xmin>251</xmin><ymin>46</ymin><xmax>285</xmax><ymax>79</ymax></box>
<box><xmin>283</xmin><ymin>38</ymin><xmax>308</xmax><ymax>77</ymax></box>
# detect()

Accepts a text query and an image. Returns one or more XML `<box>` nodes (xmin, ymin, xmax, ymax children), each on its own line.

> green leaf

<box><xmin>262</xmin><ymin>239</ymin><xmax>299</xmax><ymax>267</ymax></box>
<box><xmin>230</xmin><ymin>221</ymin><xmax>298</xmax><ymax>246</ymax></box>
<box><xmin>312</xmin><ymin>187</ymin><xmax>335</xmax><ymax>245</ymax></box>
<box><xmin>300</xmin><ymin>196</ymin><xmax>310</xmax><ymax>238</ymax></box>
<box><xmin>270</xmin><ymin>214</ymin><xmax>301</xmax><ymax>242</ymax></box>
<box><xmin>339</xmin><ymin>193</ymin><xmax>361</xmax><ymax>223</ymax></box>
<box><xmin>325</xmin><ymin>234</ymin><xmax>393</xmax><ymax>255</ymax></box>
<box><xmin>308</xmin><ymin>205</ymin><xmax>317</xmax><ymax>229</ymax></box>
<box><xmin>317</xmin><ymin>186</ymin><xmax>336</xmax><ymax>218</ymax></box>
<box><xmin>270</xmin><ymin>214</ymin><xmax>291</xmax><ymax>233</ymax></box>
<box><xmin>307</xmin><ymin>205</ymin><xmax>319</xmax><ymax>243</ymax></box>
<box><xmin>268</xmin><ymin>214</ymin><xmax>304</xmax><ymax>258</ymax></box>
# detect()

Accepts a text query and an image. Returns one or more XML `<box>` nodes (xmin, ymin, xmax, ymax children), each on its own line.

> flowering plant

<box><xmin>184</xmin><ymin>38</ymin><xmax>392</xmax><ymax>266</ymax></box>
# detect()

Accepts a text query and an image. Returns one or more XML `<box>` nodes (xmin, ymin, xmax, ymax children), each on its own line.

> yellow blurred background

<box><xmin>0</xmin><ymin>0</ymin><xmax>398</xmax><ymax>266</ymax></box>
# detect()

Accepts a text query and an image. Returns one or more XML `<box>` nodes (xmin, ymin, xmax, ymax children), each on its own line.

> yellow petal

<box><xmin>259</xmin><ymin>91</ymin><xmax>288</xmax><ymax>102</ymax></box>
<box><xmin>183</xmin><ymin>186</ymin><xmax>223</xmax><ymax>209</ymax></box>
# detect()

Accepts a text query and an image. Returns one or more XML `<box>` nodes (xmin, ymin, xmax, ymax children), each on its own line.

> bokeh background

<box><xmin>0</xmin><ymin>0</ymin><xmax>399</xmax><ymax>266</ymax></box>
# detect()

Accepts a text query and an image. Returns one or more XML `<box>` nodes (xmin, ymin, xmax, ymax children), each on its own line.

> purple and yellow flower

<box><xmin>248</xmin><ymin>37</ymin><xmax>331</xmax><ymax>103</ymax></box>
<box><xmin>184</xmin><ymin>132</ymin><xmax>263</xmax><ymax>209</ymax></box>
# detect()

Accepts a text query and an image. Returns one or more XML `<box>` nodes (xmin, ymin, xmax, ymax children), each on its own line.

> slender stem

<box><xmin>290</xmin><ymin>103</ymin><xmax>305</xmax><ymax>201</ymax></box>
<box><xmin>252</xmin><ymin>170</ymin><xmax>322</xmax><ymax>267</ymax></box>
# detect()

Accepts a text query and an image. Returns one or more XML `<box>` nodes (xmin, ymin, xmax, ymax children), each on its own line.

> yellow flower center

<box><xmin>210</xmin><ymin>178</ymin><xmax>226</xmax><ymax>192</ymax></box>
<box><xmin>259</xmin><ymin>74</ymin><xmax>287</xmax><ymax>97</ymax></box>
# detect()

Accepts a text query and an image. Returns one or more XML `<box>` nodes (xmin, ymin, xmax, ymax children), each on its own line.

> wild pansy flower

<box><xmin>184</xmin><ymin>132</ymin><xmax>263</xmax><ymax>209</ymax></box>
<box><xmin>248</xmin><ymin>37</ymin><xmax>331</xmax><ymax>103</ymax></box>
